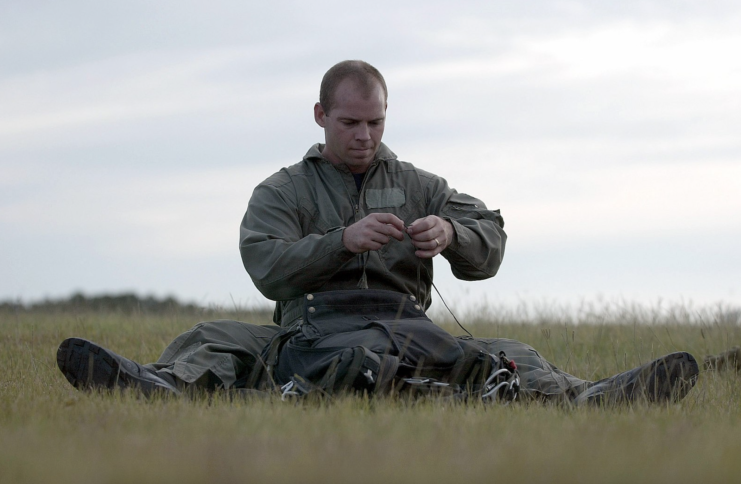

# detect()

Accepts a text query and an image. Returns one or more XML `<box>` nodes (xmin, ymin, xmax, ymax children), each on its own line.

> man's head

<box><xmin>314</xmin><ymin>60</ymin><xmax>388</xmax><ymax>174</ymax></box>
<box><xmin>319</xmin><ymin>60</ymin><xmax>388</xmax><ymax>115</ymax></box>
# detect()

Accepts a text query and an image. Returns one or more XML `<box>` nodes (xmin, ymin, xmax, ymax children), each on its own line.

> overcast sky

<box><xmin>2</xmin><ymin>1</ymin><xmax>740</xmax><ymax>314</ymax></box>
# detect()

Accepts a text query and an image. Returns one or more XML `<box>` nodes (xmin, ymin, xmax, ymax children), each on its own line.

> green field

<box><xmin>1</xmin><ymin>303</ymin><xmax>740</xmax><ymax>483</ymax></box>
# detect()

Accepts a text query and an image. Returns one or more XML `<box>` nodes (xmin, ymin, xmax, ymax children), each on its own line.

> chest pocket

<box><xmin>365</xmin><ymin>188</ymin><xmax>406</xmax><ymax>209</ymax></box>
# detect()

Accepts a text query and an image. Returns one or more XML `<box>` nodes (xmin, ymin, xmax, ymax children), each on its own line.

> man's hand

<box><xmin>406</xmin><ymin>215</ymin><xmax>454</xmax><ymax>258</ymax></box>
<box><xmin>342</xmin><ymin>213</ymin><xmax>406</xmax><ymax>254</ymax></box>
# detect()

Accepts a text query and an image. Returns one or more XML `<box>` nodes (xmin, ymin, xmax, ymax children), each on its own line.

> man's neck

<box><xmin>352</xmin><ymin>172</ymin><xmax>366</xmax><ymax>191</ymax></box>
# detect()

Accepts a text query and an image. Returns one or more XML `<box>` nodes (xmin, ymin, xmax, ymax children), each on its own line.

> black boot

<box><xmin>574</xmin><ymin>352</ymin><xmax>699</xmax><ymax>406</ymax></box>
<box><xmin>57</xmin><ymin>338</ymin><xmax>180</xmax><ymax>396</ymax></box>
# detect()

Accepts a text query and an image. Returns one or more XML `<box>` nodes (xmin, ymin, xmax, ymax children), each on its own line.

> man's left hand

<box><xmin>406</xmin><ymin>216</ymin><xmax>454</xmax><ymax>259</ymax></box>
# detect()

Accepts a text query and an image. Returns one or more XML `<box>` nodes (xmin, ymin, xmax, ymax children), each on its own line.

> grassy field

<box><xmin>1</xmin><ymin>303</ymin><xmax>740</xmax><ymax>483</ymax></box>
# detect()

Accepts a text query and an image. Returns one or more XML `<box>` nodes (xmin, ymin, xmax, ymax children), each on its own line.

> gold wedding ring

<box><xmin>434</xmin><ymin>238</ymin><xmax>440</xmax><ymax>248</ymax></box>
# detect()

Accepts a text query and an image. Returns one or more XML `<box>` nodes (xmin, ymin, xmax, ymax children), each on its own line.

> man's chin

<box><xmin>349</xmin><ymin>148</ymin><xmax>375</xmax><ymax>162</ymax></box>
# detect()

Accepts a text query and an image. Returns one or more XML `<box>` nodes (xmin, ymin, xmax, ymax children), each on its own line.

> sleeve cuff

<box><xmin>443</xmin><ymin>218</ymin><xmax>470</xmax><ymax>252</ymax></box>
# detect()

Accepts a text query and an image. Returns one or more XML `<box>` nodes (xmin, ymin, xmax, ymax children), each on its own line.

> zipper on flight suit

<box><xmin>353</xmin><ymin>160</ymin><xmax>377</xmax><ymax>220</ymax></box>
<box><xmin>351</xmin><ymin>161</ymin><xmax>378</xmax><ymax>289</ymax></box>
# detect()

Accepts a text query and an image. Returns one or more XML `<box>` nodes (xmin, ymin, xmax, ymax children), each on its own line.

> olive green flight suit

<box><xmin>239</xmin><ymin>142</ymin><xmax>507</xmax><ymax>326</ymax></box>
<box><xmin>143</xmin><ymin>143</ymin><xmax>589</xmax><ymax>398</ymax></box>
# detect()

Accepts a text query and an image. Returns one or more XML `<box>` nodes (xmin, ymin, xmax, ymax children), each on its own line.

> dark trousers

<box><xmin>145</xmin><ymin>291</ymin><xmax>590</xmax><ymax>399</ymax></box>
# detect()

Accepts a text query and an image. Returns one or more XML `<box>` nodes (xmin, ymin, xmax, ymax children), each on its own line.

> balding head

<box><xmin>319</xmin><ymin>60</ymin><xmax>388</xmax><ymax>115</ymax></box>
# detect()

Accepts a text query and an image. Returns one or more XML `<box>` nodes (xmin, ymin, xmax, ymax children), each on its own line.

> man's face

<box><xmin>314</xmin><ymin>78</ymin><xmax>387</xmax><ymax>174</ymax></box>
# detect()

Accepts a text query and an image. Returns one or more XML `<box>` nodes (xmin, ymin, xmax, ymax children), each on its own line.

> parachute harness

<box><xmin>399</xmin><ymin>351</ymin><xmax>520</xmax><ymax>404</ymax></box>
<box><xmin>482</xmin><ymin>351</ymin><xmax>520</xmax><ymax>403</ymax></box>
<box><xmin>280</xmin><ymin>380</ymin><xmax>301</xmax><ymax>401</ymax></box>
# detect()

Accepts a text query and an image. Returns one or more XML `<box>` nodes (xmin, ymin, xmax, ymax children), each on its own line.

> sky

<box><xmin>1</xmin><ymin>1</ymin><xmax>740</xmax><ymax>315</ymax></box>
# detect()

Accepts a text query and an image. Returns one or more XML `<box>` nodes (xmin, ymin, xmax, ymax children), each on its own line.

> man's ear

<box><xmin>314</xmin><ymin>102</ymin><xmax>326</xmax><ymax>128</ymax></box>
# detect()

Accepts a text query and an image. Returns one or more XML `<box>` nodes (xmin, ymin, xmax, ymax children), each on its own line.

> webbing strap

<box><xmin>249</xmin><ymin>324</ymin><xmax>300</xmax><ymax>389</ymax></box>
<box><xmin>339</xmin><ymin>347</ymin><xmax>368</xmax><ymax>390</ymax></box>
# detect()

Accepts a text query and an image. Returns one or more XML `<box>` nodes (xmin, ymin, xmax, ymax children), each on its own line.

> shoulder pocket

<box><xmin>442</xmin><ymin>193</ymin><xmax>504</xmax><ymax>228</ymax></box>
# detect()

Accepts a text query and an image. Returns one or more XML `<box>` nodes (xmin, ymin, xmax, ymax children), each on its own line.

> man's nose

<box><xmin>355</xmin><ymin>123</ymin><xmax>371</xmax><ymax>140</ymax></box>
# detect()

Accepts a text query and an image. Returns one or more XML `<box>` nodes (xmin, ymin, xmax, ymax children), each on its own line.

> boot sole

<box><xmin>644</xmin><ymin>351</ymin><xmax>699</xmax><ymax>402</ymax></box>
<box><xmin>57</xmin><ymin>337</ymin><xmax>170</xmax><ymax>395</ymax></box>
<box><xmin>576</xmin><ymin>351</ymin><xmax>700</xmax><ymax>406</ymax></box>
<box><xmin>57</xmin><ymin>337</ymin><xmax>124</xmax><ymax>391</ymax></box>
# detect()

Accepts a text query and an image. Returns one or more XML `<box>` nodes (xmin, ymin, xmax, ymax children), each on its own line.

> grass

<box><xmin>1</xmin><ymin>303</ymin><xmax>740</xmax><ymax>483</ymax></box>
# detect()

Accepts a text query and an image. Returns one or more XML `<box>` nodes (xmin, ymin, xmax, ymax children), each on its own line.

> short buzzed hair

<box><xmin>319</xmin><ymin>60</ymin><xmax>388</xmax><ymax>114</ymax></box>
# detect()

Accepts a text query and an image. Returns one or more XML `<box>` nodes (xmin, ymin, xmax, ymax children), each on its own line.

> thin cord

<box><xmin>415</xmin><ymin>249</ymin><xmax>474</xmax><ymax>338</ymax></box>
<box><xmin>406</xmin><ymin>227</ymin><xmax>474</xmax><ymax>338</ymax></box>
<box><xmin>431</xmin><ymin>278</ymin><xmax>473</xmax><ymax>338</ymax></box>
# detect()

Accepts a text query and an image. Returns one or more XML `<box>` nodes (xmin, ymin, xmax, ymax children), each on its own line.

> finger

<box><xmin>358</xmin><ymin>231</ymin><xmax>386</xmax><ymax>251</ymax></box>
<box><xmin>366</xmin><ymin>214</ymin><xmax>404</xmax><ymax>241</ymax></box>
<box><xmin>408</xmin><ymin>227</ymin><xmax>439</xmax><ymax>244</ymax></box>
<box><xmin>371</xmin><ymin>213</ymin><xmax>405</xmax><ymax>231</ymax></box>
<box><xmin>383</xmin><ymin>223</ymin><xmax>405</xmax><ymax>241</ymax></box>
<box><xmin>413</xmin><ymin>247</ymin><xmax>439</xmax><ymax>259</ymax></box>
<box><xmin>406</xmin><ymin>218</ymin><xmax>423</xmax><ymax>234</ymax></box>
<box><xmin>407</xmin><ymin>216</ymin><xmax>437</xmax><ymax>235</ymax></box>
<box><xmin>365</xmin><ymin>225</ymin><xmax>400</xmax><ymax>247</ymax></box>
<box><xmin>411</xmin><ymin>233</ymin><xmax>442</xmax><ymax>252</ymax></box>
<box><xmin>426</xmin><ymin>237</ymin><xmax>441</xmax><ymax>251</ymax></box>
<box><xmin>369</xmin><ymin>232</ymin><xmax>391</xmax><ymax>245</ymax></box>
<box><xmin>364</xmin><ymin>220</ymin><xmax>402</xmax><ymax>241</ymax></box>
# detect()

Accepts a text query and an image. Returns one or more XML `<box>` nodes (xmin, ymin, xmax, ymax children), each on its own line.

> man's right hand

<box><xmin>342</xmin><ymin>213</ymin><xmax>406</xmax><ymax>254</ymax></box>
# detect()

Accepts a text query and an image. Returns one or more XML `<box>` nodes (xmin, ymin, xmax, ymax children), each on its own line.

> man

<box><xmin>57</xmin><ymin>60</ymin><xmax>699</xmax><ymax>404</ymax></box>
<box><xmin>240</xmin><ymin>60</ymin><xmax>504</xmax><ymax>328</ymax></box>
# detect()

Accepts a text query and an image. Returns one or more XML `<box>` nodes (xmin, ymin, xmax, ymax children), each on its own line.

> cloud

<box><xmin>0</xmin><ymin>44</ymin><xmax>317</xmax><ymax>142</ymax></box>
<box><xmin>2</xmin><ymin>1</ymin><xmax>740</xmax><ymax>306</ymax></box>
<box><xmin>0</xmin><ymin>163</ymin><xmax>281</xmax><ymax>258</ymax></box>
